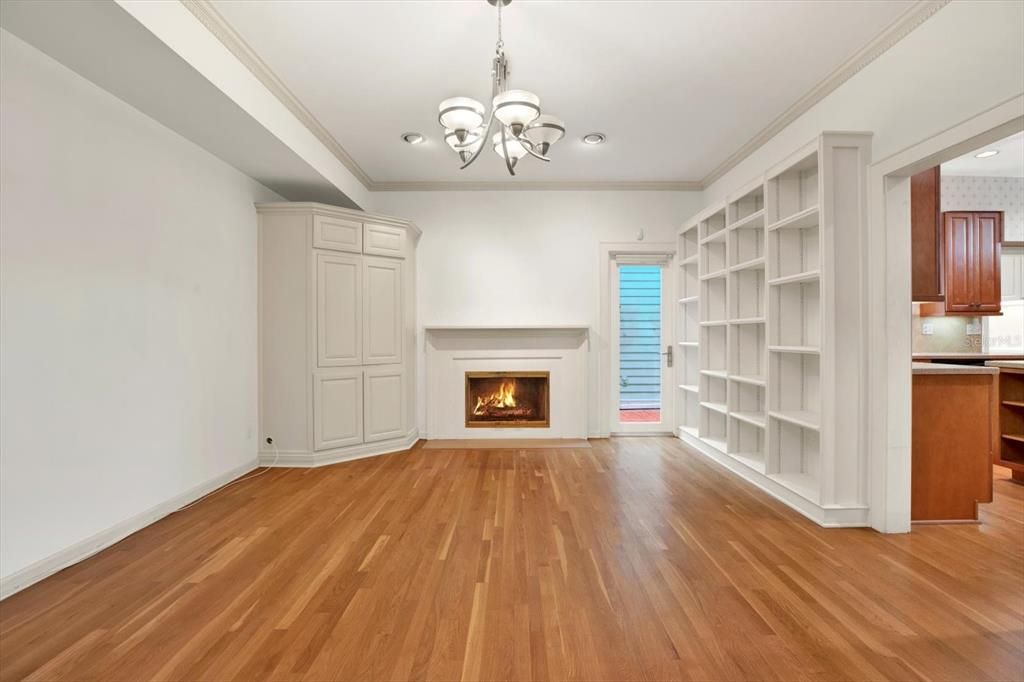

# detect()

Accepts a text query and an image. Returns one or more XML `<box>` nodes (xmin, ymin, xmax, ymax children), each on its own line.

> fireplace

<box><xmin>465</xmin><ymin>371</ymin><xmax>550</xmax><ymax>428</ymax></box>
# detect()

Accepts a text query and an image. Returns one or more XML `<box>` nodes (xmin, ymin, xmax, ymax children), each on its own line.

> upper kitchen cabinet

<box><xmin>943</xmin><ymin>211</ymin><xmax>1003</xmax><ymax>315</ymax></box>
<box><xmin>911</xmin><ymin>167</ymin><xmax>943</xmax><ymax>301</ymax></box>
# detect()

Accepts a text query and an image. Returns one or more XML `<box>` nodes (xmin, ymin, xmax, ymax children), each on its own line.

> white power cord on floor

<box><xmin>174</xmin><ymin>441</ymin><xmax>280</xmax><ymax>514</ymax></box>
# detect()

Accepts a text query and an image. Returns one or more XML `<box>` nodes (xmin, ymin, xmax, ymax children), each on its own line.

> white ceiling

<box><xmin>942</xmin><ymin>131</ymin><xmax>1024</xmax><ymax>177</ymax></box>
<box><xmin>211</xmin><ymin>0</ymin><xmax>915</xmax><ymax>185</ymax></box>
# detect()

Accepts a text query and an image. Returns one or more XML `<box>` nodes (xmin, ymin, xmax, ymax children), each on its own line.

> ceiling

<box><xmin>942</xmin><ymin>132</ymin><xmax>1024</xmax><ymax>177</ymax></box>
<box><xmin>210</xmin><ymin>0</ymin><xmax>918</xmax><ymax>187</ymax></box>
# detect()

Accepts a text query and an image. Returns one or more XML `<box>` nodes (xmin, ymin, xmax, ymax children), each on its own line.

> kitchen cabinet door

<box><xmin>942</xmin><ymin>211</ymin><xmax>1003</xmax><ymax>315</ymax></box>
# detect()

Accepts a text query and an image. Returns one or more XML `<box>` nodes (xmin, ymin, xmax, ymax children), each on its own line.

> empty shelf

<box><xmin>700</xmin><ymin>229</ymin><xmax>729</xmax><ymax>245</ymax></box>
<box><xmin>769</xmin><ymin>345</ymin><xmax>820</xmax><ymax>355</ymax></box>
<box><xmin>767</xmin><ymin>205</ymin><xmax>819</xmax><ymax>232</ymax></box>
<box><xmin>678</xmin><ymin>383</ymin><xmax>699</xmax><ymax>393</ymax></box>
<box><xmin>699</xmin><ymin>269</ymin><xmax>728</xmax><ymax>281</ymax></box>
<box><xmin>680</xmin><ymin>254</ymin><xmax>699</xmax><ymax>265</ymax></box>
<box><xmin>771</xmin><ymin>472</ymin><xmax>819</xmax><ymax>502</ymax></box>
<box><xmin>678</xmin><ymin>340</ymin><xmax>699</xmax><ymax>347</ymax></box>
<box><xmin>730</xmin><ymin>317</ymin><xmax>766</xmax><ymax>325</ymax></box>
<box><xmin>700</xmin><ymin>320</ymin><xmax>728</xmax><ymax>327</ymax></box>
<box><xmin>678</xmin><ymin>425</ymin><xmax>699</xmax><ymax>439</ymax></box>
<box><xmin>769</xmin><ymin>410</ymin><xmax>821</xmax><ymax>431</ymax></box>
<box><xmin>1002</xmin><ymin>434</ymin><xmax>1024</xmax><ymax>444</ymax></box>
<box><xmin>1002</xmin><ymin>401</ymin><xmax>1024</xmax><ymax>409</ymax></box>
<box><xmin>729</xmin><ymin>209</ymin><xmax>766</xmax><ymax>231</ymax></box>
<box><xmin>730</xmin><ymin>257</ymin><xmax>766</xmax><ymax>272</ymax></box>
<box><xmin>729</xmin><ymin>451</ymin><xmax>767</xmax><ymax>474</ymax></box>
<box><xmin>768</xmin><ymin>270</ymin><xmax>821</xmax><ymax>287</ymax></box>
<box><xmin>730</xmin><ymin>374</ymin><xmax>766</xmax><ymax>387</ymax></box>
<box><xmin>703</xmin><ymin>436</ymin><xmax>728</xmax><ymax>453</ymax></box>
<box><xmin>678</xmin><ymin>295</ymin><xmax>699</xmax><ymax>304</ymax></box>
<box><xmin>731</xmin><ymin>411</ymin><xmax>766</xmax><ymax>428</ymax></box>
<box><xmin>704</xmin><ymin>399</ymin><xmax>729</xmax><ymax>413</ymax></box>
<box><xmin>700</xmin><ymin>369</ymin><xmax>728</xmax><ymax>379</ymax></box>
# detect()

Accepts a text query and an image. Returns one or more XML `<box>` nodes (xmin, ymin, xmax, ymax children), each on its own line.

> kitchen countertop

<box><xmin>913</xmin><ymin>352</ymin><xmax>1024</xmax><ymax>360</ymax></box>
<box><xmin>912</xmin><ymin>361</ymin><xmax>999</xmax><ymax>375</ymax></box>
<box><xmin>986</xmin><ymin>360</ymin><xmax>1024</xmax><ymax>370</ymax></box>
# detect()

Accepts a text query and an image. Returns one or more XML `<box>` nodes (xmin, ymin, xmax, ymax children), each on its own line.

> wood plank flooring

<box><xmin>1</xmin><ymin>438</ymin><xmax>1022</xmax><ymax>681</ymax></box>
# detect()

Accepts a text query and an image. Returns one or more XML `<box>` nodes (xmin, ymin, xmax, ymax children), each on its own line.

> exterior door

<box><xmin>316</xmin><ymin>252</ymin><xmax>361</xmax><ymax>367</ymax></box>
<box><xmin>613</xmin><ymin>261</ymin><xmax>674</xmax><ymax>434</ymax></box>
<box><xmin>362</xmin><ymin>256</ymin><xmax>403</xmax><ymax>365</ymax></box>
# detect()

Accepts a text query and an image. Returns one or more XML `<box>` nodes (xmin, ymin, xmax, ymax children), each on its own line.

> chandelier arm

<box><xmin>459</xmin><ymin>112</ymin><xmax>495</xmax><ymax>170</ymax></box>
<box><xmin>499</xmin><ymin>127</ymin><xmax>516</xmax><ymax>176</ymax></box>
<box><xmin>512</xmin><ymin>129</ymin><xmax>552</xmax><ymax>162</ymax></box>
<box><xmin>520</xmin><ymin>143</ymin><xmax>551</xmax><ymax>163</ymax></box>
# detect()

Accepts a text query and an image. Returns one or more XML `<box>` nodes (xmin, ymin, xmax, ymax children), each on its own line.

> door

<box><xmin>313</xmin><ymin>369</ymin><xmax>363</xmax><ymax>451</ymax></box>
<box><xmin>364</xmin><ymin>366</ymin><xmax>405</xmax><ymax>442</ymax></box>
<box><xmin>362</xmin><ymin>256</ymin><xmax>403</xmax><ymax>365</ymax></box>
<box><xmin>316</xmin><ymin>252</ymin><xmax>361</xmax><ymax>367</ymax></box>
<box><xmin>612</xmin><ymin>261</ymin><xmax>674</xmax><ymax>434</ymax></box>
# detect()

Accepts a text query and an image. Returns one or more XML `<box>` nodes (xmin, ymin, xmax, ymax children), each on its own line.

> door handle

<box><xmin>663</xmin><ymin>344</ymin><xmax>673</xmax><ymax>368</ymax></box>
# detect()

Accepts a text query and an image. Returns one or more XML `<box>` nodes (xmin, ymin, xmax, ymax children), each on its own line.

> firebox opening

<box><xmin>465</xmin><ymin>371</ymin><xmax>550</xmax><ymax>428</ymax></box>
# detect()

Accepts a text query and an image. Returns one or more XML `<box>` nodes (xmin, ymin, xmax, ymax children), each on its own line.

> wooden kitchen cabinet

<box><xmin>911</xmin><ymin>167</ymin><xmax>943</xmax><ymax>301</ymax></box>
<box><xmin>943</xmin><ymin>211</ymin><xmax>1003</xmax><ymax>315</ymax></box>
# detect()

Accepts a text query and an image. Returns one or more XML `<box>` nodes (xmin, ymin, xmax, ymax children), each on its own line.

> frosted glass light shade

<box><xmin>438</xmin><ymin>97</ymin><xmax>485</xmax><ymax>132</ymax></box>
<box><xmin>492</xmin><ymin>131</ymin><xmax>531</xmax><ymax>160</ymax></box>
<box><xmin>492</xmin><ymin>90</ymin><xmax>540</xmax><ymax>129</ymax></box>
<box><xmin>525</xmin><ymin>115</ymin><xmax>565</xmax><ymax>146</ymax></box>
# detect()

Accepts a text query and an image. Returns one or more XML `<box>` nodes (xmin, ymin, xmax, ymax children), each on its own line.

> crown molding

<box><xmin>181</xmin><ymin>0</ymin><xmax>946</xmax><ymax>194</ymax></box>
<box><xmin>371</xmin><ymin>180</ymin><xmax>703</xmax><ymax>192</ymax></box>
<box><xmin>699</xmin><ymin>0</ymin><xmax>949</xmax><ymax>188</ymax></box>
<box><xmin>180</xmin><ymin>0</ymin><xmax>374</xmax><ymax>189</ymax></box>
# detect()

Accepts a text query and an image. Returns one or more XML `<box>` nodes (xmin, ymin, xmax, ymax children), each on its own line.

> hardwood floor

<box><xmin>1</xmin><ymin>439</ymin><xmax>1022</xmax><ymax>681</ymax></box>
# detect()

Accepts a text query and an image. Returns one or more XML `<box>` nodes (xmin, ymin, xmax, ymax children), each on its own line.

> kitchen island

<box><xmin>912</xmin><ymin>362</ymin><xmax>999</xmax><ymax>521</ymax></box>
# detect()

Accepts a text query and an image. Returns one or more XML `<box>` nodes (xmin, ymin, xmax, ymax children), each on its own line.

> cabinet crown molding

<box><xmin>256</xmin><ymin>202</ymin><xmax>421</xmax><ymax>239</ymax></box>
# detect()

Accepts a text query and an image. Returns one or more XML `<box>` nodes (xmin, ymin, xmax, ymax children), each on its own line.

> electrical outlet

<box><xmin>966</xmin><ymin>321</ymin><xmax>982</xmax><ymax>335</ymax></box>
<box><xmin>921</xmin><ymin>322</ymin><xmax>934</xmax><ymax>335</ymax></box>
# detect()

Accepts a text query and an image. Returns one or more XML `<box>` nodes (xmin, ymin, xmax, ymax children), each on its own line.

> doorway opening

<box><xmin>618</xmin><ymin>264</ymin><xmax>663</xmax><ymax>423</ymax></box>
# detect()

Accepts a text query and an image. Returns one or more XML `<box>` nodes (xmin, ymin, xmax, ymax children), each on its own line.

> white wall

<box><xmin>0</xmin><ymin>30</ymin><xmax>280</xmax><ymax>583</ymax></box>
<box><xmin>372</xmin><ymin>190</ymin><xmax>704</xmax><ymax>436</ymax></box>
<box><xmin>703</xmin><ymin>0</ymin><xmax>1024</xmax><ymax>203</ymax></box>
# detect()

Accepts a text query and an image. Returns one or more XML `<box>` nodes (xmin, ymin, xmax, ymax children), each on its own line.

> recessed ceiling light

<box><xmin>975</xmin><ymin>150</ymin><xmax>1000</xmax><ymax>158</ymax></box>
<box><xmin>401</xmin><ymin>132</ymin><xmax>425</xmax><ymax>145</ymax></box>
<box><xmin>582</xmin><ymin>133</ymin><xmax>606</xmax><ymax>145</ymax></box>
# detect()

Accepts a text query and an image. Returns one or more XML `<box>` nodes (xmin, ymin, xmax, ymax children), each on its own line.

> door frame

<box><xmin>866</xmin><ymin>95</ymin><xmax>1023</xmax><ymax>532</ymax></box>
<box><xmin>598</xmin><ymin>242</ymin><xmax>676</xmax><ymax>437</ymax></box>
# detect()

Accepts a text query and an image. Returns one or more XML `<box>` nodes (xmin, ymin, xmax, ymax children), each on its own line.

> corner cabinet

<box><xmin>258</xmin><ymin>203</ymin><xmax>420</xmax><ymax>466</ymax></box>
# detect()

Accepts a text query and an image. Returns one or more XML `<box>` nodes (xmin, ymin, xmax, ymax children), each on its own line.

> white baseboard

<box><xmin>257</xmin><ymin>429</ymin><xmax>420</xmax><ymax>468</ymax></box>
<box><xmin>0</xmin><ymin>459</ymin><xmax>259</xmax><ymax>601</ymax></box>
<box><xmin>677</xmin><ymin>432</ymin><xmax>869</xmax><ymax>528</ymax></box>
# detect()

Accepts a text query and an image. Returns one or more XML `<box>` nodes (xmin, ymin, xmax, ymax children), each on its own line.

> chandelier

<box><xmin>437</xmin><ymin>0</ymin><xmax>565</xmax><ymax>176</ymax></box>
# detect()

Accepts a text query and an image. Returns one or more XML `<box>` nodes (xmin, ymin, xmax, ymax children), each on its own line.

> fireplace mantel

<box><xmin>424</xmin><ymin>325</ymin><xmax>589</xmax><ymax>439</ymax></box>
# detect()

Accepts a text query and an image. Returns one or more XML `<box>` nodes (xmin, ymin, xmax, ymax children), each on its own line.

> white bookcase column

<box><xmin>675</xmin><ymin>132</ymin><xmax>871</xmax><ymax>527</ymax></box>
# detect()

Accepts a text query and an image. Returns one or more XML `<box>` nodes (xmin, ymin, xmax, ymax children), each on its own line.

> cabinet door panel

<box><xmin>363</xmin><ymin>257</ymin><xmax>403</xmax><ymax>365</ymax></box>
<box><xmin>317</xmin><ymin>253</ymin><xmax>361</xmax><ymax>367</ymax></box>
<box><xmin>364</xmin><ymin>366</ymin><xmax>405</xmax><ymax>443</ymax></box>
<box><xmin>943</xmin><ymin>212</ymin><xmax>976</xmax><ymax>313</ymax></box>
<box><xmin>974</xmin><ymin>212</ymin><xmax>1002</xmax><ymax>312</ymax></box>
<box><xmin>313</xmin><ymin>215</ymin><xmax>362</xmax><ymax>253</ymax></box>
<box><xmin>363</xmin><ymin>223</ymin><xmax>406</xmax><ymax>259</ymax></box>
<box><xmin>314</xmin><ymin>369</ymin><xmax>363</xmax><ymax>451</ymax></box>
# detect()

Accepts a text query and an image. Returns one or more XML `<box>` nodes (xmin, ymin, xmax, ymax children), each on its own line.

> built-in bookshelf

<box><xmin>676</xmin><ymin>219</ymin><xmax>701</xmax><ymax>437</ymax></box>
<box><xmin>675</xmin><ymin>132</ymin><xmax>872</xmax><ymax>527</ymax></box>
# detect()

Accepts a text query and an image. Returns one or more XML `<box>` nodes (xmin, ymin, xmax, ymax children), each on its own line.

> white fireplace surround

<box><xmin>424</xmin><ymin>326</ymin><xmax>589</xmax><ymax>439</ymax></box>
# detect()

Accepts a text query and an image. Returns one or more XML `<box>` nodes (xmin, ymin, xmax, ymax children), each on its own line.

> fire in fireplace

<box><xmin>465</xmin><ymin>371</ymin><xmax>550</xmax><ymax>428</ymax></box>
